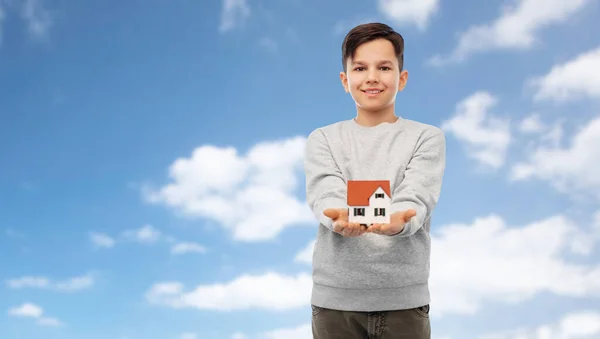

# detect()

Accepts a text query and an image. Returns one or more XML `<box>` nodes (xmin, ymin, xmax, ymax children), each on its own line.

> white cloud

<box><xmin>231</xmin><ymin>333</ymin><xmax>248</xmax><ymax>339</ymax></box>
<box><xmin>20</xmin><ymin>0</ymin><xmax>53</xmax><ymax>39</ymax></box>
<box><xmin>528</xmin><ymin>46</ymin><xmax>600</xmax><ymax>102</ymax></box>
<box><xmin>6</xmin><ymin>276</ymin><xmax>49</xmax><ymax>289</ymax></box>
<box><xmin>7</xmin><ymin>303</ymin><xmax>63</xmax><ymax>327</ymax></box>
<box><xmin>171</xmin><ymin>242</ymin><xmax>207</xmax><ymax>255</ymax></box>
<box><xmin>480</xmin><ymin>310</ymin><xmax>600</xmax><ymax>339</ymax></box>
<box><xmin>510</xmin><ymin>115</ymin><xmax>600</xmax><ymax>200</ymax></box>
<box><xmin>428</xmin><ymin>0</ymin><xmax>591</xmax><ymax>66</ymax></box>
<box><xmin>430</xmin><ymin>214</ymin><xmax>600</xmax><ymax>317</ymax></box>
<box><xmin>294</xmin><ymin>240</ymin><xmax>315</xmax><ymax>265</ymax></box>
<box><xmin>8</xmin><ymin>303</ymin><xmax>43</xmax><ymax>318</ymax></box>
<box><xmin>519</xmin><ymin>113</ymin><xmax>545</xmax><ymax>134</ymax></box>
<box><xmin>261</xmin><ymin>323</ymin><xmax>312</xmax><ymax>339</ymax></box>
<box><xmin>0</xmin><ymin>6</ymin><xmax>5</xmax><ymax>46</ymax></box>
<box><xmin>0</xmin><ymin>0</ymin><xmax>53</xmax><ymax>47</ymax></box>
<box><xmin>144</xmin><ymin>136</ymin><xmax>315</xmax><ymax>242</ymax></box>
<box><xmin>145</xmin><ymin>281</ymin><xmax>184</xmax><ymax>306</ymax></box>
<box><xmin>146</xmin><ymin>211</ymin><xmax>600</xmax><ymax>318</ymax></box>
<box><xmin>442</xmin><ymin>91</ymin><xmax>511</xmax><ymax>169</ymax></box>
<box><xmin>54</xmin><ymin>275</ymin><xmax>94</xmax><ymax>292</ymax></box>
<box><xmin>142</xmin><ymin>128</ymin><xmax>600</xmax><ymax>320</ymax></box>
<box><xmin>37</xmin><ymin>317</ymin><xmax>62</xmax><ymax>327</ymax></box>
<box><xmin>377</xmin><ymin>0</ymin><xmax>440</xmax><ymax>31</ymax></box>
<box><xmin>123</xmin><ymin>224</ymin><xmax>161</xmax><ymax>244</ymax></box>
<box><xmin>146</xmin><ymin>272</ymin><xmax>312</xmax><ymax>311</ymax></box>
<box><xmin>517</xmin><ymin>115</ymin><xmax>564</xmax><ymax>152</ymax></box>
<box><xmin>538</xmin><ymin>119</ymin><xmax>565</xmax><ymax>148</ymax></box>
<box><xmin>7</xmin><ymin>274</ymin><xmax>94</xmax><ymax>292</ymax></box>
<box><xmin>89</xmin><ymin>232</ymin><xmax>115</xmax><ymax>248</ymax></box>
<box><xmin>219</xmin><ymin>0</ymin><xmax>250</xmax><ymax>33</ymax></box>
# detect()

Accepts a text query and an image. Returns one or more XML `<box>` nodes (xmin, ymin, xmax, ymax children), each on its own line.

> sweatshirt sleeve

<box><xmin>391</xmin><ymin>128</ymin><xmax>446</xmax><ymax>237</ymax></box>
<box><xmin>304</xmin><ymin>128</ymin><xmax>348</xmax><ymax>231</ymax></box>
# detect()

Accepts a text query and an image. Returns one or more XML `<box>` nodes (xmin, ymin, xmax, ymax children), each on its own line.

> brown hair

<box><xmin>341</xmin><ymin>22</ymin><xmax>404</xmax><ymax>72</ymax></box>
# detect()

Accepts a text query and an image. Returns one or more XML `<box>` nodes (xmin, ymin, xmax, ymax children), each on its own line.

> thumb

<box><xmin>404</xmin><ymin>209</ymin><xmax>417</xmax><ymax>222</ymax></box>
<box><xmin>323</xmin><ymin>208</ymin><xmax>340</xmax><ymax>219</ymax></box>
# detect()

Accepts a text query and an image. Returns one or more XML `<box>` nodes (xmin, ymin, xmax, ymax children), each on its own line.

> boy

<box><xmin>304</xmin><ymin>22</ymin><xmax>446</xmax><ymax>338</ymax></box>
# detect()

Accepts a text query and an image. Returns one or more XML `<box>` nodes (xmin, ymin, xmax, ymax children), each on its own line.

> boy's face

<box><xmin>340</xmin><ymin>38</ymin><xmax>408</xmax><ymax>113</ymax></box>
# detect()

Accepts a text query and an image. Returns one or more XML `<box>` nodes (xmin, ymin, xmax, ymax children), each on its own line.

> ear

<box><xmin>340</xmin><ymin>71</ymin><xmax>349</xmax><ymax>93</ymax></box>
<box><xmin>397</xmin><ymin>70</ymin><xmax>409</xmax><ymax>92</ymax></box>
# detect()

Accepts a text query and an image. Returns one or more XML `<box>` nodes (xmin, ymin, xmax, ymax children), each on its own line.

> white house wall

<box><xmin>348</xmin><ymin>187</ymin><xmax>391</xmax><ymax>225</ymax></box>
<box><xmin>369</xmin><ymin>187</ymin><xmax>391</xmax><ymax>209</ymax></box>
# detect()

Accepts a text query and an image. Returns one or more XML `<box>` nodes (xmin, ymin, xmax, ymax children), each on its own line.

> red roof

<box><xmin>347</xmin><ymin>180</ymin><xmax>391</xmax><ymax>206</ymax></box>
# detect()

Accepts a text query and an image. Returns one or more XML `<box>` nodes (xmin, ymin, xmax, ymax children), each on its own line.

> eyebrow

<box><xmin>351</xmin><ymin>60</ymin><xmax>393</xmax><ymax>65</ymax></box>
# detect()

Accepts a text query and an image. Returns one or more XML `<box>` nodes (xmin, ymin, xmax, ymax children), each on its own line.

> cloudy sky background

<box><xmin>1</xmin><ymin>0</ymin><xmax>600</xmax><ymax>338</ymax></box>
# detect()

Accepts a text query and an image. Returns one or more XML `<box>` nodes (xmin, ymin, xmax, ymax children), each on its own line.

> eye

<box><xmin>380</xmin><ymin>66</ymin><xmax>391</xmax><ymax>71</ymax></box>
<box><xmin>354</xmin><ymin>67</ymin><xmax>365</xmax><ymax>71</ymax></box>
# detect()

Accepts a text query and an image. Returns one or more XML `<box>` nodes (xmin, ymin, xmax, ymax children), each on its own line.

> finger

<box><xmin>333</xmin><ymin>220</ymin><xmax>340</xmax><ymax>233</ymax></box>
<box><xmin>359</xmin><ymin>224</ymin><xmax>368</xmax><ymax>235</ymax></box>
<box><xmin>324</xmin><ymin>208</ymin><xmax>340</xmax><ymax>220</ymax></box>
<box><xmin>367</xmin><ymin>224</ymin><xmax>380</xmax><ymax>233</ymax></box>
<box><xmin>353</xmin><ymin>223</ymin><xmax>365</xmax><ymax>236</ymax></box>
<box><xmin>378</xmin><ymin>224</ymin><xmax>391</xmax><ymax>234</ymax></box>
<box><xmin>346</xmin><ymin>222</ymin><xmax>359</xmax><ymax>237</ymax></box>
<box><xmin>380</xmin><ymin>223</ymin><xmax>392</xmax><ymax>235</ymax></box>
<box><xmin>404</xmin><ymin>209</ymin><xmax>417</xmax><ymax>222</ymax></box>
<box><xmin>362</xmin><ymin>225</ymin><xmax>370</xmax><ymax>234</ymax></box>
<box><xmin>333</xmin><ymin>220</ymin><xmax>347</xmax><ymax>234</ymax></box>
<box><xmin>343</xmin><ymin>223</ymin><xmax>354</xmax><ymax>236</ymax></box>
<box><xmin>346</xmin><ymin>222</ymin><xmax>360</xmax><ymax>237</ymax></box>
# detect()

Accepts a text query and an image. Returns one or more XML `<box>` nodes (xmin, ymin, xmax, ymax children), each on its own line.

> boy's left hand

<box><xmin>366</xmin><ymin>209</ymin><xmax>417</xmax><ymax>236</ymax></box>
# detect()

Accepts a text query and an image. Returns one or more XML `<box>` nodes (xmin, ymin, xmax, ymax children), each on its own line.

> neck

<box><xmin>354</xmin><ymin>106</ymin><xmax>398</xmax><ymax>127</ymax></box>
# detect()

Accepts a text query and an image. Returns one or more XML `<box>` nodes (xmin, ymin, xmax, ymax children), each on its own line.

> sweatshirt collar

<box><xmin>349</xmin><ymin>116</ymin><xmax>403</xmax><ymax>132</ymax></box>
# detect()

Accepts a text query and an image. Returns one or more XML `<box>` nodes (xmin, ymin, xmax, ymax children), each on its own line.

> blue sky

<box><xmin>1</xmin><ymin>0</ymin><xmax>600</xmax><ymax>338</ymax></box>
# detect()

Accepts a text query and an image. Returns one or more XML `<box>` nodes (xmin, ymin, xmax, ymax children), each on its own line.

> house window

<box><xmin>374</xmin><ymin>208</ymin><xmax>385</xmax><ymax>216</ymax></box>
<box><xmin>375</xmin><ymin>193</ymin><xmax>384</xmax><ymax>198</ymax></box>
<box><xmin>353</xmin><ymin>208</ymin><xmax>365</xmax><ymax>216</ymax></box>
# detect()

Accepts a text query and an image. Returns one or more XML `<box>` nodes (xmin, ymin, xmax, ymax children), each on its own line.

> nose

<box><xmin>366</xmin><ymin>69</ymin><xmax>379</xmax><ymax>83</ymax></box>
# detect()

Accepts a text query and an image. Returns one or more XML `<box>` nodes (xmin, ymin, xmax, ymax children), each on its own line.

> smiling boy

<box><xmin>304</xmin><ymin>23</ymin><xmax>446</xmax><ymax>338</ymax></box>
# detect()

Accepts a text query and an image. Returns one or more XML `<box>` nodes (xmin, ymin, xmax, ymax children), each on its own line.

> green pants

<box><xmin>311</xmin><ymin>304</ymin><xmax>430</xmax><ymax>339</ymax></box>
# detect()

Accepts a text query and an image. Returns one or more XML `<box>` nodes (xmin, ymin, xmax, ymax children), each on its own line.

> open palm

<box><xmin>323</xmin><ymin>208</ymin><xmax>366</xmax><ymax>237</ymax></box>
<box><xmin>366</xmin><ymin>209</ymin><xmax>416</xmax><ymax>235</ymax></box>
<box><xmin>323</xmin><ymin>208</ymin><xmax>416</xmax><ymax>237</ymax></box>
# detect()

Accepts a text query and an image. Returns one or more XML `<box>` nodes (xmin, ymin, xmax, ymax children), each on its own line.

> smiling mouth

<box><xmin>362</xmin><ymin>89</ymin><xmax>383</xmax><ymax>94</ymax></box>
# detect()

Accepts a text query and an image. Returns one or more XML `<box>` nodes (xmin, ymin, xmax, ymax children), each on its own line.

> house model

<box><xmin>347</xmin><ymin>180</ymin><xmax>391</xmax><ymax>226</ymax></box>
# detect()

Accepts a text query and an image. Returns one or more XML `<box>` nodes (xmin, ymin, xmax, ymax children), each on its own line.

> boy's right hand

<box><xmin>323</xmin><ymin>208</ymin><xmax>367</xmax><ymax>237</ymax></box>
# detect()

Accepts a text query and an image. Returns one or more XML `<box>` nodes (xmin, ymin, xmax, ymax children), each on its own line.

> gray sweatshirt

<box><xmin>304</xmin><ymin>117</ymin><xmax>446</xmax><ymax>312</ymax></box>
